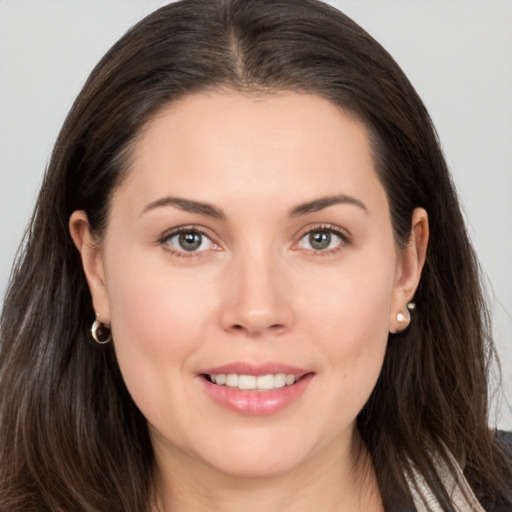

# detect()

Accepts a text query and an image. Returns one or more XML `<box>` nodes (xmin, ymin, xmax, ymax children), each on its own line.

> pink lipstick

<box><xmin>198</xmin><ymin>362</ymin><xmax>313</xmax><ymax>416</ymax></box>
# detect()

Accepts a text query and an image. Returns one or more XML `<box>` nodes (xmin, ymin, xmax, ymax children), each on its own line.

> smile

<box><xmin>199</xmin><ymin>363</ymin><xmax>313</xmax><ymax>416</ymax></box>
<box><xmin>205</xmin><ymin>373</ymin><xmax>297</xmax><ymax>391</ymax></box>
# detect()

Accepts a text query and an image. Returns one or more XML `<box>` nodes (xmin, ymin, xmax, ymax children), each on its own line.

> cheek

<box><xmin>102</xmin><ymin>251</ymin><xmax>217</xmax><ymax>416</ymax></box>
<box><xmin>304</xmin><ymin>257</ymin><xmax>395</xmax><ymax>348</ymax></box>
<box><xmin>105</xmin><ymin>248</ymin><xmax>215</xmax><ymax>352</ymax></box>
<box><xmin>300</xmin><ymin>259</ymin><xmax>394</xmax><ymax>410</ymax></box>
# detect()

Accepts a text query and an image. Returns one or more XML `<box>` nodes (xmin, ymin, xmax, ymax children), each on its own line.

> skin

<box><xmin>70</xmin><ymin>91</ymin><xmax>428</xmax><ymax>512</ymax></box>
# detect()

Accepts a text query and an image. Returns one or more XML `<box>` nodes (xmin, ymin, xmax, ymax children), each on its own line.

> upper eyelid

<box><xmin>156</xmin><ymin>223</ymin><xmax>351</xmax><ymax>250</ymax></box>
<box><xmin>159</xmin><ymin>224</ymin><xmax>217</xmax><ymax>242</ymax></box>
<box><xmin>294</xmin><ymin>223</ymin><xmax>351</xmax><ymax>241</ymax></box>
<box><xmin>158</xmin><ymin>226</ymin><xmax>221</xmax><ymax>258</ymax></box>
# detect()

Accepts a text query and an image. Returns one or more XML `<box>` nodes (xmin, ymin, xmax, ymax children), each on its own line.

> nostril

<box><xmin>229</xmin><ymin>323</ymin><xmax>286</xmax><ymax>335</ymax></box>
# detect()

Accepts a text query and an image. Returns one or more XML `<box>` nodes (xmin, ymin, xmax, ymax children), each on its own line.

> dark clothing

<box><xmin>470</xmin><ymin>430</ymin><xmax>512</xmax><ymax>512</ymax></box>
<box><xmin>489</xmin><ymin>430</ymin><xmax>512</xmax><ymax>512</ymax></box>
<box><xmin>403</xmin><ymin>431</ymin><xmax>512</xmax><ymax>512</ymax></box>
<box><xmin>498</xmin><ymin>430</ymin><xmax>512</xmax><ymax>447</ymax></box>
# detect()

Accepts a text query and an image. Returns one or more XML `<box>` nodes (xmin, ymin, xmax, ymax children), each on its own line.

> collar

<box><xmin>406</xmin><ymin>449</ymin><xmax>484</xmax><ymax>511</ymax></box>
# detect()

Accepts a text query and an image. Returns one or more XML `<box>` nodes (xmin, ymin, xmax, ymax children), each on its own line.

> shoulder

<box><xmin>497</xmin><ymin>430</ymin><xmax>512</xmax><ymax>448</ymax></box>
<box><xmin>488</xmin><ymin>431</ymin><xmax>512</xmax><ymax>512</ymax></box>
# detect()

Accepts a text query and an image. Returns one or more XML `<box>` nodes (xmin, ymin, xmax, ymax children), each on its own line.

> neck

<box><xmin>150</xmin><ymin>428</ymin><xmax>384</xmax><ymax>512</ymax></box>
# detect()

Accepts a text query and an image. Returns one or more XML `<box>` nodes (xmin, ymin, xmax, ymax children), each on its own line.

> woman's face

<box><xmin>73</xmin><ymin>91</ymin><xmax>426</xmax><ymax>479</ymax></box>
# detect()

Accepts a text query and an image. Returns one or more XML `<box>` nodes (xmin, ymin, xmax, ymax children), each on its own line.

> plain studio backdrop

<box><xmin>0</xmin><ymin>0</ymin><xmax>511</xmax><ymax>429</ymax></box>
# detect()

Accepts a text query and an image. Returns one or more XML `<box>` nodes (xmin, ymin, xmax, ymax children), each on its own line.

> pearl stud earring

<box><xmin>390</xmin><ymin>302</ymin><xmax>415</xmax><ymax>334</ymax></box>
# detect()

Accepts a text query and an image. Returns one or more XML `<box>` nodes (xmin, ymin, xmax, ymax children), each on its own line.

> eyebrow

<box><xmin>141</xmin><ymin>197</ymin><xmax>225</xmax><ymax>219</ymax></box>
<box><xmin>289</xmin><ymin>194</ymin><xmax>368</xmax><ymax>217</ymax></box>
<box><xmin>141</xmin><ymin>193</ymin><xmax>367</xmax><ymax>219</ymax></box>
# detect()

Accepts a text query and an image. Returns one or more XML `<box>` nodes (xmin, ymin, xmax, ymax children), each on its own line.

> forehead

<box><xmin>117</xmin><ymin>91</ymin><xmax>386</xmax><ymax>216</ymax></box>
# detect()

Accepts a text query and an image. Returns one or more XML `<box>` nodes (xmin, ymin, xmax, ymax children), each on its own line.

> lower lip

<box><xmin>199</xmin><ymin>374</ymin><xmax>314</xmax><ymax>416</ymax></box>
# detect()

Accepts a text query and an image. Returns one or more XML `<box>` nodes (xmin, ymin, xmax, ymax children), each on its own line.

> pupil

<box><xmin>309</xmin><ymin>231</ymin><xmax>331</xmax><ymax>250</ymax></box>
<box><xmin>179</xmin><ymin>232</ymin><xmax>202</xmax><ymax>251</ymax></box>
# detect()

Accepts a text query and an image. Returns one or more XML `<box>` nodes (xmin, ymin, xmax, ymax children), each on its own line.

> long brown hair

<box><xmin>1</xmin><ymin>0</ymin><xmax>510</xmax><ymax>510</ymax></box>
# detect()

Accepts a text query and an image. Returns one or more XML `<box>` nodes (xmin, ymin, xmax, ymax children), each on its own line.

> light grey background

<box><xmin>1</xmin><ymin>0</ymin><xmax>511</xmax><ymax>429</ymax></box>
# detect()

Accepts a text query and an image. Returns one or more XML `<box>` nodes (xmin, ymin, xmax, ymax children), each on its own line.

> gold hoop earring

<box><xmin>91</xmin><ymin>319</ymin><xmax>112</xmax><ymax>344</ymax></box>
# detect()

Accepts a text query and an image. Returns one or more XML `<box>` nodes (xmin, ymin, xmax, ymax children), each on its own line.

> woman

<box><xmin>0</xmin><ymin>0</ymin><xmax>510</xmax><ymax>510</ymax></box>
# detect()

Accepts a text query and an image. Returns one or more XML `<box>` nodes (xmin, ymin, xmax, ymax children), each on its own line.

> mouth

<box><xmin>201</xmin><ymin>372</ymin><xmax>304</xmax><ymax>391</ymax></box>
<box><xmin>198</xmin><ymin>363</ymin><xmax>314</xmax><ymax>415</ymax></box>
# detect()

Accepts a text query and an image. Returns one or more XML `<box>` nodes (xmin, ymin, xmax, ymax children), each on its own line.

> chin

<box><xmin>206</xmin><ymin>453</ymin><xmax>304</xmax><ymax>480</ymax></box>
<box><xmin>194</xmin><ymin>429</ymin><xmax>322</xmax><ymax>480</ymax></box>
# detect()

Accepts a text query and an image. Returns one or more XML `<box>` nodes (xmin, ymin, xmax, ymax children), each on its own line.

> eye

<box><xmin>297</xmin><ymin>228</ymin><xmax>346</xmax><ymax>252</ymax></box>
<box><xmin>164</xmin><ymin>229</ymin><xmax>218</xmax><ymax>254</ymax></box>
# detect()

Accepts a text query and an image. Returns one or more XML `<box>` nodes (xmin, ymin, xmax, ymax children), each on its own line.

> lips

<box><xmin>198</xmin><ymin>362</ymin><xmax>313</xmax><ymax>416</ymax></box>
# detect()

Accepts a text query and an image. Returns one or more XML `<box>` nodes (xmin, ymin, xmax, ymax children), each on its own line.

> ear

<box><xmin>389</xmin><ymin>207</ymin><xmax>429</xmax><ymax>331</ymax></box>
<box><xmin>69</xmin><ymin>210</ymin><xmax>111</xmax><ymax>323</ymax></box>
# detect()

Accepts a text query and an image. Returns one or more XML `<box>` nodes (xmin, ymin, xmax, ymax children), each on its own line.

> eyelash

<box><xmin>158</xmin><ymin>225</ymin><xmax>219</xmax><ymax>258</ymax></box>
<box><xmin>158</xmin><ymin>223</ymin><xmax>350</xmax><ymax>258</ymax></box>
<box><xmin>294</xmin><ymin>224</ymin><xmax>350</xmax><ymax>256</ymax></box>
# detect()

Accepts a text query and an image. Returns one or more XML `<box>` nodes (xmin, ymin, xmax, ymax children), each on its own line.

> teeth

<box><xmin>226</xmin><ymin>374</ymin><xmax>238</xmax><ymax>387</ymax></box>
<box><xmin>238</xmin><ymin>375</ymin><xmax>256</xmax><ymax>390</ymax></box>
<box><xmin>257</xmin><ymin>374</ymin><xmax>276</xmax><ymax>390</ymax></box>
<box><xmin>285</xmin><ymin>374</ymin><xmax>295</xmax><ymax>385</ymax></box>
<box><xmin>208</xmin><ymin>373</ymin><xmax>297</xmax><ymax>391</ymax></box>
<box><xmin>273</xmin><ymin>373</ymin><xmax>286</xmax><ymax>388</ymax></box>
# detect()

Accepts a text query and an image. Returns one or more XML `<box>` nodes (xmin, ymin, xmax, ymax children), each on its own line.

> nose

<box><xmin>220</xmin><ymin>249</ymin><xmax>295</xmax><ymax>337</ymax></box>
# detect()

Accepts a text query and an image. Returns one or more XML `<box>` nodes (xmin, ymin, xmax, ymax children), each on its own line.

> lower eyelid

<box><xmin>158</xmin><ymin>225</ymin><xmax>349</xmax><ymax>255</ymax></box>
<box><xmin>302</xmin><ymin>233</ymin><xmax>342</xmax><ymax>248</ymax></box>
<box><xmin>159</xmin><ymin>227</ymin><xmax>219</xmax><ymax>253</ymax></box>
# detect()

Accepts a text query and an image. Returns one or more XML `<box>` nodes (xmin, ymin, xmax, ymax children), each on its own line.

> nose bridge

<box><xmin>221</xmin><ymin>240</ymin><xmax>293</xmax><ymax>336</ymax></box>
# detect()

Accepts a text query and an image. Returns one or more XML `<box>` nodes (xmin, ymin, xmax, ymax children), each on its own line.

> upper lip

<box><xmin>199</xmin><ymin>362</ymin><xmax>311</xmax><ymax>377</ymax></box>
